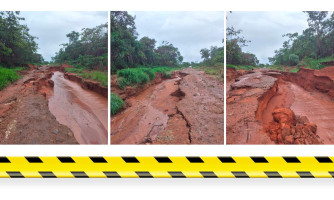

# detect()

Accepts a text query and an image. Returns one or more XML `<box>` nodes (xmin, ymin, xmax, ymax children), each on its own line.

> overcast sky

<box><xmin>129</xmin><ymin>11</ymin><xmax>224</xmax><ymax>63</ymax></box>
<box><xmin>227</xmin><ymin>11</ymin><xmax>309</xmax><ymax>64</ymax></box>
<box><xmin>20</xmin><ymin>11</ymin><xmax>108</xmax><ymax>61</ymax></box>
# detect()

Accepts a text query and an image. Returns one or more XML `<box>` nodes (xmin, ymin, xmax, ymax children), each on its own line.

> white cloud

<box><xmin>20</xmin><ymin>11</ymin><xmax>108</xmax><ymax>61</ymax></box>
<box><xmin>129</xmin><ymin>11</ymin><xmax>224</xmax><ymax>63</ymax></box>
<box><xmin>227</xmin><ymin>11</ymin><xmax>309</xmax><ymax>64</ymax></box>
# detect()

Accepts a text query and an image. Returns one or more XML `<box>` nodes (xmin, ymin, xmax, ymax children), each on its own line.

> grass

<box><xmin>116</xmin><ymin>67</ymin><xmax>178</xmax><ymax>90</ymax></box>
<box><xmin>0</xmin><ymin>66</ymin><xmax>23</xmax><ymax>90</ymax></box>
<box><xmin>289</xmin><ymin>67</ymin><xmax>300</xmax><ymax>73</ymax></box>
<box><xmin>110</xmin><ymin>93</ymin><xmax>124</xmax><ymax>115</ymax></box>
<box><xmin>226</xmin><ymin>64</ymin><xmax>257</xmax><ymax>70</ymax></box>
<box><xmin>195</xmin><ymin>64</ymin><xmax>224</xmax><ymax>81</ymax></box>
<box><xmin>65</xmin><ymin>68</ymin><xmax>108</xmax><ymax>87</ymax></box>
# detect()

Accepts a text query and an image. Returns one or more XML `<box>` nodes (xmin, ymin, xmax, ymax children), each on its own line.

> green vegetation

<box><xmin>196</xmin><ymin>63</ymin><xmax>224</xmax><ymax>81</ymax></box>
<box><xmin>65</xmin><ymin>68</ymin><xmax>108</xmax><ymax>87</ymax></box>
<box><xmin>116</xmin><ymin>67</ymin><xmax>176</xmax><ymax>89</ymax></box>
<box><xmin>269</xmin><ymin>12</ymin><xmax>334</xmax><ymax>69</ymax></box>
<box><xmin>0</xmin><ymin>12</ymin><xmax>43</xmax><ymax>67</ymax></box>
<box><xmin>226</xmin><ymin>27</ymin><xmax>259</xmax><ymax>67</ymax></box>
<box><xmin>52</xmin><ymin>23</ymin><xmax>108</xmax><ymax>70</ymax></box>
<box><xmin>110</xmin><ymin>12</ymin><xmax>183</xmax><ymax>73</ymax></box>
<box><xmin>0</xmin><ymin>67</ymin><xmax>23</xmax><ymax>90</ymax></box>
<box><xmin>110</xmin><ymin>93</ymin><xmax>124</xmax><ymax>115</ymax></box>
<box><xmin>226</xmin><ymin>64</ymin><xmax>257</xmax><ymax>70</ymax></box>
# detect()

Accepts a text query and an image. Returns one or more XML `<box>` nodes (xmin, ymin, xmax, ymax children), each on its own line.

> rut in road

<box><xmin>110</xmin><ymin>68</ymin><xmax>224</xmax><ymax>144</ymax></box>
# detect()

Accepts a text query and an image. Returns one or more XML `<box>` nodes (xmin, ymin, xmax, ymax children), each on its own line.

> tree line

<box><xmin>52</xmin><ymin>23</ymin><xmax>108</xmax><ymax>70</ymax></box>
<box><xmin>110</xmin><ymin>11</ymin><xmax>183</xmax><ymax>73</ymax></box>
<box><xmin>226</xmin><ymin>27</ymin><xmax>259</xmax><ymax>66</ymax></box>
<box><xmin>269</xmin><ymin>11</ymin><xmax>334</xmax><ymax>66</ymax></box>
<box><xmin>0</xmin><ymin>11</ymin><xmax>43</xmax><ymax>67</ymax></box>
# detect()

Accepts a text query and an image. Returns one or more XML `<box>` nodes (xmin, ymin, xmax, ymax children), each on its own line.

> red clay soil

<box><xmin>64</xmin><ymin>72</ymin><xmax>108</xmax><ymax>98</ymax></box>
<box><xmin>110</xmin><ymin>68</ymin><xmax>224</xmax><ymax>144</ymax></box>
<box><xmin>227</xmin><ymin>66</ymin><xmax>334</xmax><ymax>144</ymax></box>
<box><xmin>0</xmin><ymin>65</ymin><xmax>77</xmax><ymax>144</ymax></box>
<box><xmin>49</xmin><ymin>72</ymin><xmax>108</xmax><ymax>144</ymax></box>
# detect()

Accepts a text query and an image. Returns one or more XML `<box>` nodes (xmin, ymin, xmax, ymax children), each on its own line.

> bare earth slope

<box><xmin>110</xmin><ymin>68</ymin><xmax>224</xmax><ymax>144</ymax></box>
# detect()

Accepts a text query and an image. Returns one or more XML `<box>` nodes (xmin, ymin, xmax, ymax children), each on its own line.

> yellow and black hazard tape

<box><xmin>1</xmin><ymin>156</ymin><xmax>334</xmax><ymax>178</ymax></box>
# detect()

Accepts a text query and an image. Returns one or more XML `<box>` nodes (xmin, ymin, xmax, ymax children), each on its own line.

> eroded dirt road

<box><xmin>227</xmin><ymin>66</ymin><xmax>334</xmax><ymax>144</ymax></box>
<box><xmin>49</xmin><ymin>72</ymin><xmax>108</xmax><ymax>144</ymax></box>
<box><xmin>110</xmin><ymin>68</ymin><xmax>224</xmax><ymax>144</ymax></box>
<box><xmin>0</xmin><ymin>65</ymin><xmax>108</xmax><ymax>144</ymax></box>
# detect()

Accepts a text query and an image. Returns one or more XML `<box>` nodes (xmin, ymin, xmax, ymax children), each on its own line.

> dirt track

<box><xmin>110</xmin><ymin>68</ymin><xmax>224</xmax><ymax>144</ymax></box>
<box><xmin>227</xmin><ymin>66</ymin><xmax>334</xmax><ymax>144</ymax></box>
<box><xmin>0</xmin><ymin>65</ymin><xmax>108</xmax><ymax>144</ymax></box>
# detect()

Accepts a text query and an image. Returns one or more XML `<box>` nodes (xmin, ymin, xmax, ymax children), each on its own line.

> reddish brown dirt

<box><xmin>110</xmin><ymin>68</ymin><xmax>224</xmax><ymax>144</ymax></box>
<box><xmin>0</xmin><ymin>66</ymin><xmax>77</xmax><ymax>144</ymax></box>
<box><xmin>227</xmin><ymin>66</ymin><xmax>334</xmax><ymax>144</ymax></box>
<box><xmin>49</xmin><ymin>72</ymin><xmax>108</xmax><ymax>144</ymax></box>
<box><xmin>64</xmin><ymin>73</ymin><xmax>108</xmax><ymax>98</ymax></box>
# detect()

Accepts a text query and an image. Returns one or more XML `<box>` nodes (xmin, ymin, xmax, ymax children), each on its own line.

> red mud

<box><xmin>227</xmin><ymin>66</ymin><xmax>334</xmax><ymax>144</ymax></box>
<box><xmin>0</xmin><ymin>66</ymin><xmax>77</xmax><ymax>144</ymax></box>
<box><xmin>110</xmin><ymin>68</ymin><xmax>224</xmax><ymax>144</ymax></box>
<box><xmin>49</xmin><ymin>72</ymin><xmax>108</xmax><ymax>144</ymax></box>
<box><xmin>64</xmin><ymin>73</ymin><xmax>108</xmax><ymax>98</ymax></box>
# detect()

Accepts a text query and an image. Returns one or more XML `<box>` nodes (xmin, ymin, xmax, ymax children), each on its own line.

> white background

<box><xmin>2</xmin><ymin>0</ymin><xmax>334</xmax><ymax>199</ymax></box>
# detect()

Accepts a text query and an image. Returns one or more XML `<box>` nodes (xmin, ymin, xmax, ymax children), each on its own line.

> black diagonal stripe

<box><xmin>0</xmin><ymin>157</ymin><xmax>10</xmax><ymax>163</ymax></box>
<box><xmin>200</xmin><ymin>171</ymin><xmax>217</xmax><ymax>178</ymax></box>
<box><xmin>25</xmin><ymin>157</ymin><xmax>43</xmax><ymax>163</ymax></box>
<box><xmin>264</xmin><ymin>171</ymin><xmax>282</xmax><ymax>178</ymax></box>
<box><xmin>168</xmin><ymin>171</ymin><xmax>186</xmax><ymax>178</ymax></box>
<box><xmin>39</xmin><ymin>171</ymin><xmax>56</xmax><ymax>178</ymax></box>
<box><xmin>315</xmin><ymin>157</ymin><xmax>333</xmax><ymax>163</ymax></box>
<box><xmin>232</xmin><ymin>171</ymin><xmax>249</xmax><ymax>178</ymax></box>
<box><xmin>186</xmin><ymin>157</ymin><xmax>204</xmax><ymax>163</ymax></box>
<box><xmin>328</xmin><ymin>171</ymin><xmax>334</xmax><ymax>178</ymax></box>
<box><xmin>122</xmin><ymin>157</ymin><xmax>139</xmax><ymax>163</ymax></box>
<box><xmin>154</xmin><ymin>157</ymin><xmax>172</xmax><ymax>163</ymax></box>
<box><xmin>7</xmin><ymin>171</ymin><xmax>24</xmax><ymax>178</ymax></box>
<box><xmin>218</xmin><ymin>157</ymin><xmax>236</xmax><ymax>163</ymax></box>
<box><xmin>104</xmin><ymin>171</ymin><xmax>121</xmax><ymax>178</ymax></box>
<box><xmin>71</xmin><ymin>171</ymin><xmax>89</xmax><ymax>178</ymax></box>
<box><xmin>89</xmin><ymin>157</ymin><xmax>107</xmax><ymax>163</ymax></box>
<box><xmin>136</xmin><ymin>171</ymin><xmax>153</xmax><ymax>178</ymax></box>
<box><xmin>57</xmin><ymin>157</ymin><xmax>75</xmax><ymax>163</ymax></box>
<box><xmin>283</xmin><ymin>157</ymin><xmax>300</xmax><ymax>163</ymax></box>
<box><xmin>297</xmin><ymin>171</ymin><xmax>314</xmax><ymax>178</ymax></box>
<box><xmin>251</xmin><ymin>157</ymin><xmax>268</xmax><ymax>163</ymax></box>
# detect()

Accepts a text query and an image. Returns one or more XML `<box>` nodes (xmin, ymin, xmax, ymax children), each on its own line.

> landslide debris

<box><xmin>227</xmin><ymin>66</ymin><xmax>334</xmax><ymax>144</ymax></box>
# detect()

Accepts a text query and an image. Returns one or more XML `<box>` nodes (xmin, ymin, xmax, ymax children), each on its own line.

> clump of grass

<box><xmin>65</xmin><ymin>68</ymin><xmax>108</xmax><ymax>87</ymax></box>
<box><xmin>118</xmin><ymin>77</ymin><xmax>131</xmax><ymax>90</ymax></box>
<box><xmin>0</xmin><ymin>67</ymin><xmax>21</xmax><ymax>90</ymax></box>
<box><xmin>110</xmin><ymin>93</ymin><xmax>124</xmax><ymax>115</ymax></box>
<box><xmin>290</xmin><ymin>67</ymin><xmax>300</xmax><ymax>73</ymax></box>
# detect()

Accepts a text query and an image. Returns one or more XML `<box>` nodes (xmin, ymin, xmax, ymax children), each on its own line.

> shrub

<box><xmin>0</xmin><ymin>67</ymin><xmax>20</xmax><ymax>90</ymax></box>
<box><xmin>110</xmin><ymin>93</ymin><xmax>124</xmax><ymax>115</ymax></box>
<box><xmin>118</xmin><ymin>77</ymin><xmax>131</xmax><ymax>90</ymax></box>
<box><xmin>289</xmin><ymin>54</ymin><xmax>299</xmax><ymax>66</ymax></box>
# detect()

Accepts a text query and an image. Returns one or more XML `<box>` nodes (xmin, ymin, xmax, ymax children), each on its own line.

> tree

<box><xmin>0</xmin><ymin>11</ymin><xmax>43</xmax><ymax>66</ymax></box>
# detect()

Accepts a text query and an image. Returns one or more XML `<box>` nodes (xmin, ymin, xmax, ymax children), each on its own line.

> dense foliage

<box><xmin>110</xmin><ymin>11</ymin><xmax>183</xmax><ymax>73</ymax></box>
<box><xmin>269</xmin><ymin>12</ymin><xmax>334</xmax><ymax>66</ymax></box>
<box><xmin>226</xmin><ymin>27</ymin><xmax>259</xmax><ymax>66</ymax></box>
<box><xmin>199</xmin><ymin>45</ymin><xmax>224</xmax><ymax>67</ymax></box>
<box><xmin>52</xmin><ymin>23</ymin><xmax>108</xmax><ymax>70</ymax></box>
<box><xmin>0</xmin><ymin>11</ymin><xmax>43</xmax><ymax>67</ymax></box>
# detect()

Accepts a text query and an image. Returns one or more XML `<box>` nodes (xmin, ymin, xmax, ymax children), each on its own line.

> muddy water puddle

<box><xmin>49</xmin><ymin>71</ymin><xmax>108</xmax><ymax>144</ymax></box>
